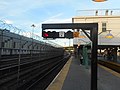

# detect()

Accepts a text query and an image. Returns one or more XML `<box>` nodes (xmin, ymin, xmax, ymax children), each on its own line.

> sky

<box><xmin>0</xmin><ymin>0</ymin><xmax>120</xmax><ymax>46</ymax></box>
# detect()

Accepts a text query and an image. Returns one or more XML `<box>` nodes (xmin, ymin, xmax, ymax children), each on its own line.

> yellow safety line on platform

<box><xmin>46</xmin><ymin>56</ymin><xmax>72</xmax><ymax>90</ymax></box>
<box><xmin>98</xmin><ymin>64</ymin><xmax>120</xmax><ymax>78</ymax></box>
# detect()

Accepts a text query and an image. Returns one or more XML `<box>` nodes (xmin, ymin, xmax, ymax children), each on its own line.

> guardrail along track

<box><xmin>98</xmin><ymin>60</ymin><xmax>120</xmax><ymax>73</ymax></box>
<box><xmin>0</xmin><ymin>52</ymin><xmax>70</xmax><ymax>90</ymax></box>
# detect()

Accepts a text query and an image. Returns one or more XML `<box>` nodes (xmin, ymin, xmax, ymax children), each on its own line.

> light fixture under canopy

<box><xmin>105</xmin><ymin>30</ymin><xmax>114</xmax><ymax>39</ymax></box>
<box><xmin>92</xmin><ymin>0</ymin><xmax>107</xmax><ymax>2</ymax></box>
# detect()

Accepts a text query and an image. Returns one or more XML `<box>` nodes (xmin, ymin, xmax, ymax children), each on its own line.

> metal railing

<box><xmin>76</xmin><ymin>9</ymin><xmax>120</xmax><ymax>16</ymax></box>
<box><xmin>0</xmin><ymin>20</ymin><xmax>62</xmax><ymax>48</ymax></box>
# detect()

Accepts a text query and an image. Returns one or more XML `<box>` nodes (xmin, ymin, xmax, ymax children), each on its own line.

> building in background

<box><xmin>72</xmin><ymin>9</ymin><xmax>120</xmax><ymax>46</ymax></box>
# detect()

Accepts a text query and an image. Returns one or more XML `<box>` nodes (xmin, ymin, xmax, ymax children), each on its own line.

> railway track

<box><xmin>98</xmin><ymin>60</ymin><xmax>120</xmax><ymax>73</ymax></box>
<box><xmin>0</xmin><ymin>53</ymin><xmax>70</xmax><ymax>90</ymax></box>
<box><xmin>25</xmin><ymin>55</ymin><xmax>70</xmax><ymax>90</ymax></box>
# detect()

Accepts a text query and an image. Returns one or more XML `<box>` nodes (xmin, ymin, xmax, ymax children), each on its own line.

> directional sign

<box><xmin>59</xmin><ymin>31</ymin><xmax>65</xmax><ymax>37</ymax></box>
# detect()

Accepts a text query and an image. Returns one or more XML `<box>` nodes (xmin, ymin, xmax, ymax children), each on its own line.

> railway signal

<box><xmin>42</xmin><ymin>31</ymin><xmax>59</xmax><ymax>39</ymax></box>
<box><xmin>42</xmin><ymin>30</ymin><xmax>73</xmax><ymax>39</ymax></box>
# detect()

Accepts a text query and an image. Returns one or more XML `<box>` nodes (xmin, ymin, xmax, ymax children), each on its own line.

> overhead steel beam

<box><xmin>42</xmin><ymin>23</ymin><xmax>98</xmax><ymax>30</ymax></box>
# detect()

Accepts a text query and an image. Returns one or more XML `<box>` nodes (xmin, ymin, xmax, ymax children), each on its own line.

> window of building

<box><xmin>102</xmin><ymin>23</ymin><xmax>106</xmax><ymax>32</ymax></box>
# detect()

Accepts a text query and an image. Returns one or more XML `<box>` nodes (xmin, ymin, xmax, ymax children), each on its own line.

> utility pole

<box><xmin>31</xmin><ymin>24</ymin><xmax>35</xmax><ymax>59</ymax></box>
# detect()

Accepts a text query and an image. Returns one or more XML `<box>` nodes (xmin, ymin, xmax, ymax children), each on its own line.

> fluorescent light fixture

<box><xmin>105</xmin><ymin>30</ymin><xmax>114</xmax><ymax>39</ymax></box>
<box><xmin>92</xmin><ymin>0</ymin><xmax>107</xmax><ymax>2</ymax></box>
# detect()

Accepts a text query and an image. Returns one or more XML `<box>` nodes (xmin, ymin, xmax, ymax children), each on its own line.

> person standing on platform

<box><xmin>80</xmin><ymin>54</ymin><xmax>83</xmax><ymax>65</ymax></box>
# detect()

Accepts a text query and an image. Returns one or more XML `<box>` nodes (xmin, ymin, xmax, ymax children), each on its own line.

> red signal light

<box><xmin>42</xmin><ymin>31</ymin><xmax>58</xmax><ymax>38</ymax></box>
<box><xmin>43</xmin><ymin>33</ymin><xmax>49</xmax><ymax>37</ymax></box>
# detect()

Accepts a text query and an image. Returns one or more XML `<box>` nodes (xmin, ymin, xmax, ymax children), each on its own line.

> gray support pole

<box><xmin>10</xmin><ymin>37</ymin><xmax>13</xmax><ymax>55</ymax></box>
<box><xmin>91</xmin><ymin>27</ymin><xmax>98</xmax><ymax>90</ymax></box>
<box><xmin>17</xmin><ymin>35</ymin><xmax>21</xmax><ymax>88</ymax></box>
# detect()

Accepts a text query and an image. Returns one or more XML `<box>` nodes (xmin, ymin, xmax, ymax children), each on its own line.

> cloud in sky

<box><xmin>42</xmin><ymin>18</ymin><xmax>71</xmax><ymax>23</ymax></box>
<box><xmin>0</xmin><ymin>0</ymin><xmax>76</xmax><ymax>16</ymax></box>
<box><xmin>1</xmin><ymin>0</ymin><xmax>120</xmax><ymax>16</ymax></box>
<box><xmin>42</xmin><ymin>13</ymin><xmax>72</xmax><ymax>23</ymax></box>
<box><xmin>4</xmin><ymin>20</ymin><xmax>13</xmax><ymax>24</ymax></box>
<box><xmin>1</xmin><ymin>0</ymin><xmax>119</xmax><ymax>24</ymax></box>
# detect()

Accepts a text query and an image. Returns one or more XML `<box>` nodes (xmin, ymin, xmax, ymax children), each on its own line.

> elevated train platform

<box><xmin>47</xmin><ymin>56</ymin><xmax>120</xmax><ymax>90</ymax></box>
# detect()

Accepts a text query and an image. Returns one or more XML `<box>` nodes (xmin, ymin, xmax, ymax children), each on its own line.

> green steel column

<box><xmin>84</xmin><ymin>47</ymin><xmax>89</xmax><ymax>69</ymax></box>
<box><xmin>83</xmin><ymin>46</ymin><xmax>85</xmax><ymax>65</ymax></box>
<box><xmin>113</xmin><ymin>47</ymin><xmax>117</xmax><ymax>62</ymax></box>
<box><xmin>83</xmin><ymin>46</ymin><xmax>89</xmax><ymax>68</ymax></box>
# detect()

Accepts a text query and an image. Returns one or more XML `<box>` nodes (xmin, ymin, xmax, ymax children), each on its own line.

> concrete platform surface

<box><xmin>46</xmin><ymin>56</ymin><xmax>120</xmax><ymax>90</ymax></box>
